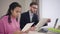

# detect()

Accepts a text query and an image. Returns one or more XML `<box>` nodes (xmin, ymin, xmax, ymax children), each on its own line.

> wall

<box><xmin>0</xmin><ymin>0</ymin><xmax>32</xmax><ymax>18</ymax></box>
<box><xmin>39</xmin><ymin>0</ymin><xmax>60</xmax><ymax>28</ymax></box>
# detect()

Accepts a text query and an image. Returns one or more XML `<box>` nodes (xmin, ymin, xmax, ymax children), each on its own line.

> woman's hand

<box><xmin>13</xmin><ymin>30</ymin><xmax>22</xmax><ymax>34</ymax></box>
<box><xmin>21</xmin><ymin>27</ymin><xmax>36</xmax><ymax>34</ymax></box>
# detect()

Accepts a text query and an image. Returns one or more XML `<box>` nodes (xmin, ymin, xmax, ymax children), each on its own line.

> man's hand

<box><xmin>46</xmin><ymin>18</ymin><xmax>51</xmax><ymax>23</ymax></box>
<box><xmin>29</xmin><ymin>26</ymin><xmax>36</xmax><ymax>31</ymax></box>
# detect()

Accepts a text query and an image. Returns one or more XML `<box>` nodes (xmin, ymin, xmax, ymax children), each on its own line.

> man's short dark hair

<box><xmin>30</xmin><ymin>2</ymin><xmax>38</xmax><ymax>6</ymax></box>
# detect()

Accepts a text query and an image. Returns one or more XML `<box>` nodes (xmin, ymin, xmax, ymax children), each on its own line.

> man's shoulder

<box><xmin>21</xmin><ymin>11</ymin><xmax>29</xmax><ymax>18</ymax></box>
<box><xmin>21</xmin><ymin>11</ymin><xmax>29</xmax><ymax>15</ymax></box>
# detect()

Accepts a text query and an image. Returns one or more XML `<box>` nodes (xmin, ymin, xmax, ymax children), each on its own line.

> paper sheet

<box><xmin>35</xmin><ymin>18</ymin><xmax>48</xmax><ymax>31</ymax></box>
<box><xmin>22</xmin><ymin>23</ymin><xmax>34</xmax><ymax>32</ymax></box>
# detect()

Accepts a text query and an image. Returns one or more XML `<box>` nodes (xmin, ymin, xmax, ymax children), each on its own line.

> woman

<box><xmin>0</xmin><ymin>2</ymin><xmax>22</xmax><ymax>34</ymax></box>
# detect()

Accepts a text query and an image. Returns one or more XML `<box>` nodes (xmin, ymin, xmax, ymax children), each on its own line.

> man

<box><xmin>20</xmin><ymin>2</ymin><xmax>48</xmax><ymax>30</ymax></box>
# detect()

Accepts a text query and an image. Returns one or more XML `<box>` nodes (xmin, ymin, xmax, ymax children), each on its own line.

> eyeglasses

<box><xmin>32</xmin><ymin>7</ymin><xmax>38</xmax><ymax>9</ymax></box>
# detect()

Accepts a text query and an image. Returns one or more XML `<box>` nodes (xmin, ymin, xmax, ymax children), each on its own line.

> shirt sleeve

<box><xmin>0</xmin><ymin>20</ymin><xmax>5</xmax><ymax>34</ymax></box>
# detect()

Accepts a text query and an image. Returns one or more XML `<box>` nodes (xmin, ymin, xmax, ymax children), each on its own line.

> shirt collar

<box><xmin>29</xmin><ymin>10</ymin><xmax>33</xmax><ymax>16</ymax></box>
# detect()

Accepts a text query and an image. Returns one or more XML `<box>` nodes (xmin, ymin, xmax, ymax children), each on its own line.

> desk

<box><xmin>28</xmin><ymin>31</ymin><xmax>60</xmax><ymax>34</ymax></box>
<box><xmin>47</xmin><ymin>31</ymin><xmax>60</xmax><ymax>34</ymax></box>
<box><xmin>28</xmin><ymin>31</ymin><xmax>46</xmax><ymax>34</ymax></box>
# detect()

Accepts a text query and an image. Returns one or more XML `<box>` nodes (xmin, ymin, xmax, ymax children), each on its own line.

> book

<box><xmin>35</xmin><ymin>18</ymin><xmax>49</xmax><ymax>31</ymax></box>
<box><xmin>22</xmin><ymin>23</ymin><xmax>34</xmax><ymax>32</ymax></box>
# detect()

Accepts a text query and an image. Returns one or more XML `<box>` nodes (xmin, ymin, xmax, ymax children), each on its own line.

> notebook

<box><xmin>22</xmin><ymin>23</ymin><xmax>34</xmax><ymax>32</ymax></box>
<box><xmin>35</xmin><ymin>18</ymin><xmax>49</xmax><ymax>31</ymax></box>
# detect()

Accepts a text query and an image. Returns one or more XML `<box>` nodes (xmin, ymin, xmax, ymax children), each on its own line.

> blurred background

<box><xmin>0</xmin><ymin>0</ymin><xmax>60</xmax><ymax>28</ymax></box>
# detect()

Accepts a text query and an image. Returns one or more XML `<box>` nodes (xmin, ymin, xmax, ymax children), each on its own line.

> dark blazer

<box><xmin>20</xmin><ymin>11</ymin><xmax>47</xmax><ymax>30</ymax></box>
<box><xmin>20</xmin><ymin>11</ymin><xmax>39</xmax><ymax>30</ymax></box>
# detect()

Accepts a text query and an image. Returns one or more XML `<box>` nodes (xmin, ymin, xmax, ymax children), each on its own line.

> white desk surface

<box><xmin>28</xmin><ymin>31</ymin><xmax>46</xmax><ymax>34</ymax></box>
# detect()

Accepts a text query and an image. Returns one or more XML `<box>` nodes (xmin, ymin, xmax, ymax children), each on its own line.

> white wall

<box><xmin>0</xmin><ymin>0</ymin><xmax>32</xmax><ymax>18</ymax></box>
<box><xmin>39</xmin><ymin>0</ymin><xmax>60</xmax><ymax>28</ymax></box>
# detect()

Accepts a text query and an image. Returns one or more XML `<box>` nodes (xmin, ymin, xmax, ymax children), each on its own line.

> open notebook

<box><xmin>22</xmin><ymin>18</ymin><xmax>48</xmax><ymax>32</ymax></box>
<box><xmin>22</xmin><ymin>23</ymin><xmax>34</xmax><ymax>32</ymax></box>
<box><xmin>35</xmin><ymin>18</ymin><xmax>49</xmax><ymax>31</ymax></box>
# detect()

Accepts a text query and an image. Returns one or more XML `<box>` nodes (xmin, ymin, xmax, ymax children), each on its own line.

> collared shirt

<box><xmin>29</xmin><ymin>11</ymin><xmax>33</xmax><ymax>22</ymax></box>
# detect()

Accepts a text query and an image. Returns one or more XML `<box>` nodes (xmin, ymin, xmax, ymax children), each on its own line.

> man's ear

<box><xmin>30</xmin><ymin>6</ymin><xmax>31</xmax><ymax>8</ymax></box>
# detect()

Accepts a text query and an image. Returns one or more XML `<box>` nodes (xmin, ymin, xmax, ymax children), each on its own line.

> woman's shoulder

<box><xmin>0</xmin><ymin>15</ymin><xmax>8</xmax><ymax>21</ymax></box>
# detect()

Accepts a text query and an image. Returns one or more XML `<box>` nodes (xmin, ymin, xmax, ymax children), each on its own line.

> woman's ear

<box><xmin>11</xmin><ymin>10</ymin><xmax>12</xmax><ymax>13</ymax></box>
<box><xmin>11</xmin><ymin>10</ymin><xmax>13</xmax><ymax>14</ymax></box>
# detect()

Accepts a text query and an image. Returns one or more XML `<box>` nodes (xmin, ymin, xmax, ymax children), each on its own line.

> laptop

<box><xmin>53</xmin><ymin>18</ymin><xmax>58</xmax><ymax>28</ymax></box>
